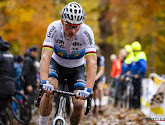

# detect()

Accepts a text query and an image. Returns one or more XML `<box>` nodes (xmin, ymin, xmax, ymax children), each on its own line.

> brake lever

<box><xmin>35</xmin><ymin>83</ymin><xmax>43</xmax><ymax>107</ymax></box>
<box><xmin>84</xmin><ymin>93</ymin><xmax>93</xmax><ymax>115</ymax></box>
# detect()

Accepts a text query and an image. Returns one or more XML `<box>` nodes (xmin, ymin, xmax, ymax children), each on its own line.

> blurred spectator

<box><xmin>14</xmin><ymin>55</ymin><xmax>24</xmax><ymax>93</ymax></box>
<box><xmin>118</xmin><ymin>49</ymin><xmax>127</xmax><ymax>62</ymax></box>
<box><xmin>109</xmin><ymin>54</ymin><xmax>122</xmax><ymax>101</ymax></box>
<box><xmin>121</xmin><ymin>45</ymin><xmax>134</xmax><ymax>75</ymax></box>
<box><xmin>21</xmin><ymin>45</ymin><xmax>39</xmax><ymax>107</ymax></box>
<box><xmin>110</xmin><ymin>54</ymin><xmax>122</xmax><ymax>78</ymax></box>
<box><xmin>118</xmin><ymin>48</ymin><xmax>127</xmax><ymax>76</ymax></box>
<box><xmin>131</xmin><ymin>41</ymin><xmax>147</xmax><ymax>108</ymax></box>
<box><xmin>118</xmin><ymin>45</ymin><xmax>134</xmax><ymax>88</ymax></box>
<box><xmin>131</xmin><ymin>41</ymin><xmax>147</xmax><ymax>79</ymax></box>
<box><xmin>0</xmin><ymin>36</ymin><xmax>15</xmax><ymax>113</ymax></box>
<box><xmin>114</xmin><ymin>46</ymin><xmax>134</xmax><ymax>106</ymax></box>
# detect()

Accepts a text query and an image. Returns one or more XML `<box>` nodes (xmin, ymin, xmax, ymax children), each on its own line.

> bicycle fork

<box><xmin>52</xmin><ymin>96</ymin><xmax>66</xmax><ymax>125</ymax></box>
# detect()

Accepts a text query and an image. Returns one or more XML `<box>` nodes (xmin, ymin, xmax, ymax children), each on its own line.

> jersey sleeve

<box><xmin>83</xmin><ymin>26</ymin><xmax>96</xmax><ymax>56</ymax></box>
<box><xmin>43</xmin><ymin>22</ymin><xmax>57</xmax><ymax>51</ymax></box>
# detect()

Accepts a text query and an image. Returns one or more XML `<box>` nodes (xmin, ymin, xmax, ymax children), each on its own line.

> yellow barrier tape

<box><xmin>140</xmin><ymin>98</ymin><xmax>143</xmax><ymax>103</ymax></box>
<box><xmin>145</xmin><ymin>101</ymin><xmax>149</xmax><ymax>108</ymax></box>
<box><xmin>150</xmin><ymin>107</ymin><xmax>164</xmax><ymax>115</ymax></box>
<box><xmin>153</xmin><ymin>77</ymin><xmax>164</xmax><ymax>86</ymax></box>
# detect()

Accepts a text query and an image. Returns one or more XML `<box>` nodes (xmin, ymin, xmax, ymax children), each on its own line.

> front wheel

<box><xmin>55</xmin><ymin>119</ymin><xmax>64</xmax><ymax>125</ymax></box>
<box><xmin>9</xmin><ymin>91</ymin><xmax>31</xmax><ymax>124</ymax></box>
<box><xmin>126</xmin><ymin>83</ymin><xmax>134</xmax><ymax>109</ymax></box>
<box><xmin>0</xmin><ymin>108</ymin><xmax>13</xmax><ymax>125</ymax></box>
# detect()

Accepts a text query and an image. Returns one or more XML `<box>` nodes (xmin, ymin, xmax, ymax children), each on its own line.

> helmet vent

<box><xmin>77</xmin><ymin>16</ymin><xmax>80</xmax><ymax>20</ymax></box>
<box><xmin>71</xmin><ymin>15</ymin><xmax>73</xmax><ymax>20</ymax></box>
<box><xmin>67</xmin><ymin>14</ymin><xmax>69</xmax><ymax>19</ymax></box>
<box><xmin>79</xmin><ymin>16</ymin><xmax>82</xmax><ymax>20</ymax></box>
<box><xmin>74</xmin><ymin>9</ymin><xmax>77</xmax><ymax>14</ymax></box>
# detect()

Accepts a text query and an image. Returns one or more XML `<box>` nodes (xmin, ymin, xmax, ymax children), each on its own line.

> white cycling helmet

<box><xmin>61</xmin><ymin>2</ymin><xmax>85</xmax><ymax>24</ymax></box>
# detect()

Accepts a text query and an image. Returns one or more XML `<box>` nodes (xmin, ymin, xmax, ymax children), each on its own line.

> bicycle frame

<box><xmin>52</xmin><ymin>96</ymin><xmax>66</xmax><ymax>125</ymax></box>
<box><xmin>52</xmin><ymin>89</ymin><xmax>76</xmax><ymax>125</ymax></box>
<box><xmin>124</xmin><ymin>75</ymin><xmax>134</xmax><ymax>109</ymax></box>
<box><xmin>126</xmin><ymin>78</ymin><xmax>133</xmax><ymax>96</ymax></box>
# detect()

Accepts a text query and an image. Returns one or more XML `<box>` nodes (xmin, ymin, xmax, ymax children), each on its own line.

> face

<box><xmin>126</xmin><ymin>51</ymin><xmax>130</xmax><ymax>55</ymax></box>
<box><xmin>62</xmin><ymin>21</ymin><xmax>81</xmax><ymax>38</ymax></box>
<box><xmin>31</xmin><ymin>51</ymin><xmax>39</xmax><ymax>58</ymax></box>
<box><xmin>118</xmin><ymin>49</ymin><xmax>126</xmax><ymax>60</ymax></box>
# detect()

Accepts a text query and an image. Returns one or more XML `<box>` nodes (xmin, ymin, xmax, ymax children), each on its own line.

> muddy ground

<box><xmin>14</xmin><ymin>103</ymin><xmax>158</xmax><ymax>125</ymax></box>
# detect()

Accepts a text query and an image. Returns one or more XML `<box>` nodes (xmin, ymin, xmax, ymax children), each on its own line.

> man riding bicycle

<box><xmin>39</xmin><ymin>2</ymin><xmax>97</xmax><ymax>125</ymax></box>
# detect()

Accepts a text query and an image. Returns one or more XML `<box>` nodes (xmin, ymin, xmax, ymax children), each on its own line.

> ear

<box><xmin>61</xmin><ymin>19</ymin><xmax>64</xmax><ymax>25</ymax></box>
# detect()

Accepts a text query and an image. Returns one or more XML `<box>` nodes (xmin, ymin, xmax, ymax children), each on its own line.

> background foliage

<box><xmin>0</xmin><ymin>0</ymin><xmax>165</xmax><ymax>77</ymax></box>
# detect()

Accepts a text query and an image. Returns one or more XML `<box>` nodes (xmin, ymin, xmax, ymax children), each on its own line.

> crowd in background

<box><xmin>109</xmin><ymin>41</ymin><xmax>147</xmax><ymax>109</ymax></box>
<box><xmin>0</xmin><ymin>35</ymin><xmax>147</xmax><ymax>123</ymax></box>
<box><xmin>0</xmin><ymin>35</ymin><xmax>41</xmax><ymax>124</ymax></box>
<box><xmin>14</xmin><ymin>46</ymin><xmax>40</xmax><ymax>109</ymax></box>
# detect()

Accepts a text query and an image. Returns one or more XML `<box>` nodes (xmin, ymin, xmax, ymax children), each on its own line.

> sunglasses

<box><xmin>64</xmin><ymin>22</ymin><xmax>81</xmax><ymax>29</ymax></box>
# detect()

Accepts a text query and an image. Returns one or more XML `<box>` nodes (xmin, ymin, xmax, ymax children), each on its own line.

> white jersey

<box><xmin>43</xmin><ymin>20</ymin><xmax>96</xmax><ymax>68</ymax></box>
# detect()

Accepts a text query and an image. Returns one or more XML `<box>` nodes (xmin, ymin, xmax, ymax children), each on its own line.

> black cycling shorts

<box><xmin>93</xmin><ymin>76</ymin><xmax>105</xmax><ymax>90</ymax></box>
<box><xmin>49</xmin><ymin>58</ymin><xmax>86</xmax><ymax>92</ymax></box>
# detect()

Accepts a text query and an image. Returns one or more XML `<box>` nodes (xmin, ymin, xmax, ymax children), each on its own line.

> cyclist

<box><xmin>39</xmin><ymin>2</ymin><xmax>97</xmax><ymax>125</ymax></box>
<box><xmin>93</xmin><ymin>45</ymin><xmax>105</xmax><ymax>114</ymax></box>
<box><xmin>0</xmin><ymin>36</ymin><xmax>15</xmax><ymax>114</ymax></box>
<box><xmin>131</xmin><ymin>41</ymin><xmax>147</xmax><ymax>108</ymax></box>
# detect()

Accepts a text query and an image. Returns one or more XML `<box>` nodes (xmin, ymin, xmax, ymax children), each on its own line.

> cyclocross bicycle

<box><xmin>0</xmin><ymin>106</ymin><xmax>13</xmax><ymax>125</ymax></box>
<box><xmin>10</xmin><ymin>91</ymin><xmax>31</xmax><ymax>124</ymax></box>
<box><xmin>36</xmin><ymin>79</ymin><xmax>92</xmax><ymax>125</ymax></box>
<box><xmin>0</xmin><ymin>91</ymin><xmax>31</xmax><ymax>125</ymax></box>
<box><xmin>122</xmin><ymin>74</ymin><xmax>134</xmax><ymax>109</ymax></box>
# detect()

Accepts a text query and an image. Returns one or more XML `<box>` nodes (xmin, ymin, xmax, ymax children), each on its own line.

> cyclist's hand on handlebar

<box><xmin>41</xmin><ymin>80</ymin><xmax>54</xmax><ymax>94</ymax></box>
<box><xmin>76</xmin><ymin>88</ymin><xmax>92</xmax><ymax>100</ymax></box>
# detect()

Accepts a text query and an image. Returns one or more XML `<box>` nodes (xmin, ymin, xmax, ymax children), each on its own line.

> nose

<box><xmin>70</xmin><ymin>28</ymin><xmax>76</xmax><ymax>33</ymax></box>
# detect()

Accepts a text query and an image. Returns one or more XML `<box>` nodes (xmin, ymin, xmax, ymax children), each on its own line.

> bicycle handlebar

<box><xmin>35</xmin><ymin>83</ymin><xmax>92</xmax><ymax>115</ymax></box>
<box><xmin>124</xmin><ymin>74</ymin><xmax>134</xmax><ymax>78</ymax></box>
<box><xmin>52</xmin><ymin>89</ymin><xmax>76</xmax><ymax>96</ymax></box>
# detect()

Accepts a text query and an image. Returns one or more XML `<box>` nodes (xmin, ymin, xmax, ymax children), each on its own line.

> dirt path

<box><xmin>28</xmin><ymin>103</ymin><xmax>158</xmax><ymax>125</ymax></box>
